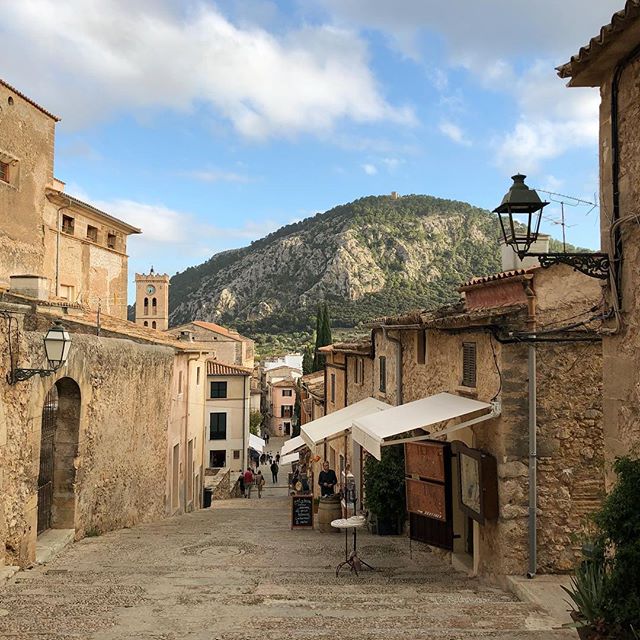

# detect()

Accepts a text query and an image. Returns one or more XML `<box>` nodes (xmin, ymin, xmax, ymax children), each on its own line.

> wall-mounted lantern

<box><xmin>494</xmin><ymin>174</ymin><xmax>610</xmax><ymax>279</ymax></box>
<box><xmin>8</xmin><ymin>321</ymin><xmax>72</xmax><ymax>384</ymax></box>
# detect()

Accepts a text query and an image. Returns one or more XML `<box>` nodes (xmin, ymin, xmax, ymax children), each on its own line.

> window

<box><xmin>281</xmin><ymin>405</ymin><xmax>293</xmax><ymax>418</ymax></box>
<box><xmin>210</xmin><ymin>381</ymin><xmax>227</xmax><ymax>399</ymax></box>
<box><xmin>209</xmin><ymin>450</ymin><xmax>226</xmax><ymax>467</ymax></box>
<box><xmin>282</xmin><ymin>389</ymin><xmax>292</xmax><ymax>397</ymax></box>
<box><xmin>152</xmin><ymin>297</ymin><xmax>157</xmax><ymax>315</ymax></box>
<box><xmin>416</xmin><ymin>330</ymin><xmax>428</xmax><ymax>365</ymax></box>
<box><xmin>143</xmin><ymin>321</ymin><xmax>148</xmax><ymax>327</ymax></box>
<box><xmin>284</xmin><ymin>422</ymin><xmax>291</xmax><ymax>435</ymax></box>
<box><xmin>86</xmin><ymin>225</ymin><xmax>98</xmax><ymax>243</ymax></box>
<box><xmin>61</xmin><ymin>215</ymin><xmax>75</xmax><ymax>235</ymax></box>
<box><xmin>178</xmin><ymin>371</ymin><xmax>183</xmax><ymax>394</ymax></box>
<box><xmin>172</xmin><ymin>443</ymin><xmax>180</xmax><ymax>510</ymax></box>
<box><xmin>330</xmin><ymin>373</ymin><xmax>336</xmax><ymax>403</ymax></box>
<box><xmin>196</xmin><ymin>366</ymin><xmax>201</xmax><ymax>386</ymax></box>
<box><xmin>143</xmin><ymin>297</ymin><xmax>149</xmax><ymax>313</ymax></box>
<box><xmin>462</xmin><ymin>342</ymin><xmax>477</xmax><ymax>388</ymax></box>
<box><xmin>209</xmin><ymin>413</ymin><xmax>227</xmax><ymax>440</ymax></box>
<box><xmin>354</xmin><ymin>358</ymin><xmax>364</xmax><ymax>385</ymax></box>
<box><xmin>151</xmin><ymin>321</ymin><xmax>156</xmax><ymax>329</ymax></box>
<box><xmin>379</xmin><ymin>356</ymin><xmax>386</xmax><ymax>393</ymax></box>
<box><xmin>233</xmin><ymin>450</ymin><xmax>240</xmax><ymax>460</ymax></box>
<box><xmin>107</xmin><ymin>233</ymin><xmax>116</xmax><ymax>249</ymax></box>
<box><xmin>59</xmin><ymin>284</ymin><xmax>74</xmax><ymax>301</ymax></box>
<box><xmin>0</xmin><ymin>161</ymin><xmax>9</xmax><ymax>183</ymax></box>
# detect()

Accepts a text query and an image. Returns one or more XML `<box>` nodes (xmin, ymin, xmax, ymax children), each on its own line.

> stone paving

<box><xmin>0</xmin><ymin>484</ymin><xmax>575</xmax><ymax>639</ymax></box>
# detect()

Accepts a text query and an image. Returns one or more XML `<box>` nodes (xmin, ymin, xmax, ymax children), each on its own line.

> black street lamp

<box><xmin>8</xmin><ymin>321</ymin><xmax>72</xmax><ymax>384</ymax></box>
<box><xmin>494</xmin><ymin>174</ymin><xmax>610</xmax><ymax>279</ymax></box>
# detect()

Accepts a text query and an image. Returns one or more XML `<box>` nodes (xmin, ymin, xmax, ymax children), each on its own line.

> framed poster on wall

<box><xmin>452</xmin><ymin>442</ymin><xmax>498</xmax><ymax>524</ymax></box>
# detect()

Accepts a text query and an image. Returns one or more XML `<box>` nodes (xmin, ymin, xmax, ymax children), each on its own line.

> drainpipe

<box><xmin>523</xmin><ymin>278</ymin><xmax>537</xmax><ymax>578</ymax></box>
<box><xmin>242</xmin><ymin>374</ymin><xmax>248</xmax><ymax>472</ymax></box>
<box><xmin>383</xmin><ymin>326</ymin><xmax>403</xmax><ymax>406</ymax></box>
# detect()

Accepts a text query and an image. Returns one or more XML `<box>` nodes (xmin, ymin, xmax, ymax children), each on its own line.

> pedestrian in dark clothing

<box><xmin>270</xmin><ymin>461</ymin><xmax>279</xmax><ymax>484</ymax></box>
<box><xmin>238</xmin><ymin>472</ymin><xmax>245</xmax><ymax>498</ymax></box>
<box><xmin>260</xmin><ymin>453</ymin><xmax>266</xmax><ymax>465</ymax></box>
<box><xmin>275</xmin><ymin>453</ymin><xmax>280</xmax><ymax>464</ymax></box>
<box><xmin>318</xmin><ymin>461</ymin><xmax>338</xmax><ymax>497</ymax></box>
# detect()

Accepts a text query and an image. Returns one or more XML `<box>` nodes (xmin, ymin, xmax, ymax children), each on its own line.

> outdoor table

<box><xmin>331</xmin><ymin>515</ymin><xmax>373</xmax><ymax>576</ymax></box>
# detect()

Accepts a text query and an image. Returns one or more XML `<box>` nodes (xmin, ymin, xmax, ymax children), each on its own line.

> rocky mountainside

<box><xmin>169</xmin><ymin>194</ymin><xmax>506</xmax><ymax>334</ymax></box>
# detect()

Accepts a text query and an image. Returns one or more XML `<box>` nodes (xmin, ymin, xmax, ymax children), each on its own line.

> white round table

<box><xmin>331</xmin><ymin>515</ymin><xmax>373</xmax><ymax>576</ymax></box>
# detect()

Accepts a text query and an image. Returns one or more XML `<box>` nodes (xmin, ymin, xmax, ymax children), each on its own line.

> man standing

<box><xmin>243</xmin><ymin>467</ymin><xmax>254</xmax><ymax>499</ymax></box>
<box><xmin>270</xmin><ymin>460</ymin><xmax>279</xmax><ymax>484</ymax></box>
<box><xmin>318</xmin><ymin>461</ymin><xmax>338</xmax><ymax>497</ymax></box>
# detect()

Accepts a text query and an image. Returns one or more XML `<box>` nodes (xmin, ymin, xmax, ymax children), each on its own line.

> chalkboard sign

<box><xmin>291</xmin><ymin>494</ymin><xmax>314</xmax><ymax>529</ymax></box>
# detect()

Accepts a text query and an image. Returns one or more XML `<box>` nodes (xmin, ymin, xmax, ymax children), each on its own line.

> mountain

<box><xmin>168</xmin><ymin>194</ymin><xmax>513</xmax><ymax>335</ymax></box>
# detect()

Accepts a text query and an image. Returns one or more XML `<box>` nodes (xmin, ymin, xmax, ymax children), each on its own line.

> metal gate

<box><xmin>37</xmin><ymin>385</ymin><xmax>58</xmax><ymax>535</ymax></box>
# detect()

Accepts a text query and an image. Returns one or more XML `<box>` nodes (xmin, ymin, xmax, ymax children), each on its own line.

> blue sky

<box><xmin>0</xmin><ymin>1</ymin><xmax>622</xmax><ymax>300</ymax></box>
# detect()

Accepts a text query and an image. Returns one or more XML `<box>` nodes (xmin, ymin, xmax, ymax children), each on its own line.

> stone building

<box><xmin>168</xmin><ymin>320</ymin><xmax>255</xmax><ymax>368</ymax></box>
<box><xmin>0</xmin><ymin>287</ymin><xmax>211</xmax><ymax>570</ymax></box>
<box><xmin>0</xmin><ymin>79</ymin><xmax>140</xmax><ymax>319</ymax></box>
<box><xmin>557</xmin><ymin>0</ymin><xmax>640</xmax><ymax>481</ymax></box>
<box><xmin>269</xmin><ymin>380</ymin><xmax>297</xmax><ymax>436</ymax></box>
<box><xmin>205</xmin><ymin>361</ymin><xmax>251</xmax><ymax>472</ymax></box>
<box><xmin>135</xmin><ymin>269</ymin><xmax>170</xmax><ymax>331</ymax></box>
<box><xmin>299</xmin><ymin>370</ymin><xmax>325</xmax><ymax>425</ymax></box>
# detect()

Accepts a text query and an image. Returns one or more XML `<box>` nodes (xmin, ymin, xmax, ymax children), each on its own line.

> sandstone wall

<box><xmin>0</xmin><ymin>84</ymin><xmax>55</xmax><ymax>286</ymax></box>
<box><xmin>0</xmin><ymin>309</ymin><xmax>175</xmax><ymax>567</ymax></box>
<box><xmin>598</xmin><ymin>59</ymin><xmax>640</xmax><ymax>483</ymax></box>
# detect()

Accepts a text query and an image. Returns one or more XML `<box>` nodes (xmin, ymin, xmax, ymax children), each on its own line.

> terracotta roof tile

<box><xmin>206</xmin><ymin>361</ymin><xmax>251</xmax><ymax>376</ymax></box>
<box><xmin>0</xmin><ymin>78</ymin><xmax>61</xmax><ymax>121</ymax></box>
<box><xmin>458</xmin><ymin>268</ymin><xmax>536</xmax><ymax>289</ymax></box>
<box><xmin>191</xmin><ymin>320</ymin><xmax>250</xmax><ymax>342</ymax></box>
<box><xmin>557</xmin><ymin>1</ymin><xmax>640</xmax><ymax>80</ymax></box>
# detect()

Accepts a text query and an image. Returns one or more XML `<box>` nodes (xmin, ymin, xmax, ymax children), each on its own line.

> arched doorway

<box><xmin>37</xmin><ymin>378</ymin><xmax>81</xmax><ymax>535</ymax></box>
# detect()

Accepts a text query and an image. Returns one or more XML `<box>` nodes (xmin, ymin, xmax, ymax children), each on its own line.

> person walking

<box><xmin>256</xmin><ymin>470</ymin><xmax>265</xmax><ymax>498</ymax></box>
<box><xmin>275</xmin><ymin>453</ymin><xmax>280</xmax><ymax>465</ymax></box>
<box><xmin>270</xmin><ymin>460</ymin><xmax>279</xmax><ymax>484</ymax></box>
<box><xmin>243</xmin><ymin>467</ymin><xmax>254</xmax><ymax>499</ymax></box>
<box><xmin>260</xmin><ymin>452</ymin><xmax>266</xmax><ymax>466</ymax></box>
<box><xmin>238</xmin><ymin>471</ymin><xmax>245</xmax><ymax>498</ymax></box>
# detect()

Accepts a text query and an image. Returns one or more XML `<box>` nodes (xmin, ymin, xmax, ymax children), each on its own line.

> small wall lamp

<box><xmin>7</xmin><ymin>321</ymin><xmax>72</xmax><ymax>384</ymax></box>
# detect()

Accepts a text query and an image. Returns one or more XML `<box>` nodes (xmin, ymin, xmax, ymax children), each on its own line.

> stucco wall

<box><xmin>0</xmin><ymin>85</ymin><xmax>55</xmax><ymax>286</ymax></box>
<box><xmin>0</xmin><ymin>310</ymin><xmax>176</xmax><ymax>567</ymax></box>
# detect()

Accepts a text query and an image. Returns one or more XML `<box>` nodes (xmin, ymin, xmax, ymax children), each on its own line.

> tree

<box><xmin>312</xmin><ymin>302</ymin><xmax>332</xmax><ymax>372</ymax></box>
<box><xmin>302</xmin><ymin>344</ymin><xmax>314</xmax><ymax>375</ymax></box>
<box><xmin>249</xmin><ymin>410</ymin><xmax>262</xmax><ymax>436</ymax></box>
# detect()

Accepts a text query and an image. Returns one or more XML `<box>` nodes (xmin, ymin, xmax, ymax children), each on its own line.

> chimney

<box><xmin>178</xmin><ymin>330</ymin><xmax>194</xmax><ymax>342</ymax></box>
<box><xmin>500</xmin><ymin>234</ymin><xmax>550</xmax><ymax>271</ymax></box>
<box><xmin>9</xmin><ymin>275</ymin><xmax>50</xmax><ymax>300</ymax></box>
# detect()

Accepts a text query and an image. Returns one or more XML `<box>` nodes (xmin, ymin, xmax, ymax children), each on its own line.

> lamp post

<box><xmin>8</xmin><ymin>321</ymin><xmax>72</xmax><ymax>384</ymax></box>
<box><xmin>494</xmin><ymin>174</ymin><xmax>610</xmax><ymax>279</ymax></box>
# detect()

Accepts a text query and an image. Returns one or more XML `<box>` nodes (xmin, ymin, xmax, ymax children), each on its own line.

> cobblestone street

<box><xmin>0</xmin><ymin>484</ymin><xmax>575</xmax><ymax>640</ymax></box>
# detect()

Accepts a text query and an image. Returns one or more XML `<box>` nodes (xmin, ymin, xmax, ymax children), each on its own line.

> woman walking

<box><xmin>256</xmin><ymin>471</ymin><xmax>265</xmax><ymax>498</ymax></box>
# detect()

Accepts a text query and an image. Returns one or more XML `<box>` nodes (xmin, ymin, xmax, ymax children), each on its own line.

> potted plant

<box><xmin>363</xmin><ymin>445</ymin><xmax>406</xmax><ymax>535</ymax></box>
<box><xmin>563</xmin><ymin>457</ymin><xmax>640</xmax><ymax>639</ymax></box>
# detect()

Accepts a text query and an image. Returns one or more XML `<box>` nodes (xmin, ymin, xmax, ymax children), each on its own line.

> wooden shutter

<box><xmin>462</xmin><ymin>342</ymin><xmax>477</xmax><ymax>388</ymax></box>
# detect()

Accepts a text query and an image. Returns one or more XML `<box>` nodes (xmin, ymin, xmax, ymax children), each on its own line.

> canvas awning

<box><xmin>248</xmin><ymin>433</ymin><xmax>265</xmax><ymax>452</ymax></box>
<box><xmin>301</xmin><ymin>397</ymin><xmax>392</xmax><ymax>448</ymax></box>
<box><xmin>352</xmin><ymin>392</ymin><xmax>496</xmax><ymax>460</ymax></box>
<box><xmin>280</xmin><ymin>452</ymin><xmax>299</xmax><ymax>465</ymax></box>
<box><xmin>280</xmin><ymin>435</ymin><xmax>306</xmax><ymax>457</ymax></box>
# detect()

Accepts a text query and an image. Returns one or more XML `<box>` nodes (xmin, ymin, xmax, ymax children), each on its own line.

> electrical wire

<box><xmin>489</xmin><ymin>333</ymin><xmax>502</xmax><ymax>402</ymax></box>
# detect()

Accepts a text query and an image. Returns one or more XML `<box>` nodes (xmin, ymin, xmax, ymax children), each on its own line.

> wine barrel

<box><xmin>316</xmin><ymin>495</ymin><xmax>341</xmax><ymax>533</ymax></box>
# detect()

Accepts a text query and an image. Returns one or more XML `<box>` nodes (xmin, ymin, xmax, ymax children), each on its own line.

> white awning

<box><xmin>280</xmin><ymin>452</ymin><xmax>299</xmax><ymax>465</ymax></box>
<box><xmin>352</xmin><ymin>392</ymin><xmax>496</xmax><ymax>460</ymax></box>
<box><xmin>248</xmin><ymin>433</ymin><xmax>265</xmax><ymax>452</ymax></box>
<box><xmin>301</xmin><ymin>397</ymin><xmax>392</xmax><ymax>448</ymax></box>
<box><xmin>280</xmin><ymin>435</ymin><xmax>306</xmax><ymax>457</ymax></box>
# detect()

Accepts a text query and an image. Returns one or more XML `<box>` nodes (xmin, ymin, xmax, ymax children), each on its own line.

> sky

<box><xmin>0</xmin><ymin>1</ymin><xmax>623</xmax><ymax>301</ymax></box>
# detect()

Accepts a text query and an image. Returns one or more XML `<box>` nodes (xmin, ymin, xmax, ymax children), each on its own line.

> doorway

<box><xmin>37</xmin><ymin>378</ymin><xmax>81</xmax><ymax>535</ymax></box>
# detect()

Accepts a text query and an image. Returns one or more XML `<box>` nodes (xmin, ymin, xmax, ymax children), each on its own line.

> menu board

<box><xmin>291</xmin><ymin>494</ymin><xmax>314</xmax><ymax>529</ymax></box>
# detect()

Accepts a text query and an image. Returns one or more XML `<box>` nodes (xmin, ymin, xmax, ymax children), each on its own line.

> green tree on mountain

<box><xmin>312</xmin><ymin>302</ymin><xmax>332</xmax><ymax>372</ymax></box>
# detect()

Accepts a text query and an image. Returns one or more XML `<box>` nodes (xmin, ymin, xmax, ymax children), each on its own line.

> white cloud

<box><xmin>362</xmin><ymin>163</ymin><xmax>378</xmax><ymax>175</ymax></box>
<box><xmin>439</xmin><ymin>121</ymin><xmax>470</xmax><ymax>146</ymax></box>
<box><xmin>0</xmin><ymin>0</ymin><xmax>414</xmax><ymax>138</ymax></box>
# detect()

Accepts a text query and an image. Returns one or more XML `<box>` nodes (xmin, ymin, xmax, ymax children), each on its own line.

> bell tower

<box><xmin>135</xmin><ymin>267</ymin><xmax>170</xmax><ymax>331</ymax></box>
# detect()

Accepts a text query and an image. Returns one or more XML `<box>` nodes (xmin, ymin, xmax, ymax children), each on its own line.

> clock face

<box><xmin>146</xmin><ymin>285</ymin><xmax>156</xmax><ymax>295</ymax></box>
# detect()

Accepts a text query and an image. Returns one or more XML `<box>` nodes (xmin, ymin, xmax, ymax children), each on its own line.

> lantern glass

<box><xmin>44</xmin><ymin>322</ymin><xmax>71</xmax><ymax>370</ymax></box>
<box><xmin>494</xmin><ymin>174</ymin><xmax>548</xmax><ymax>259</ymax></box>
